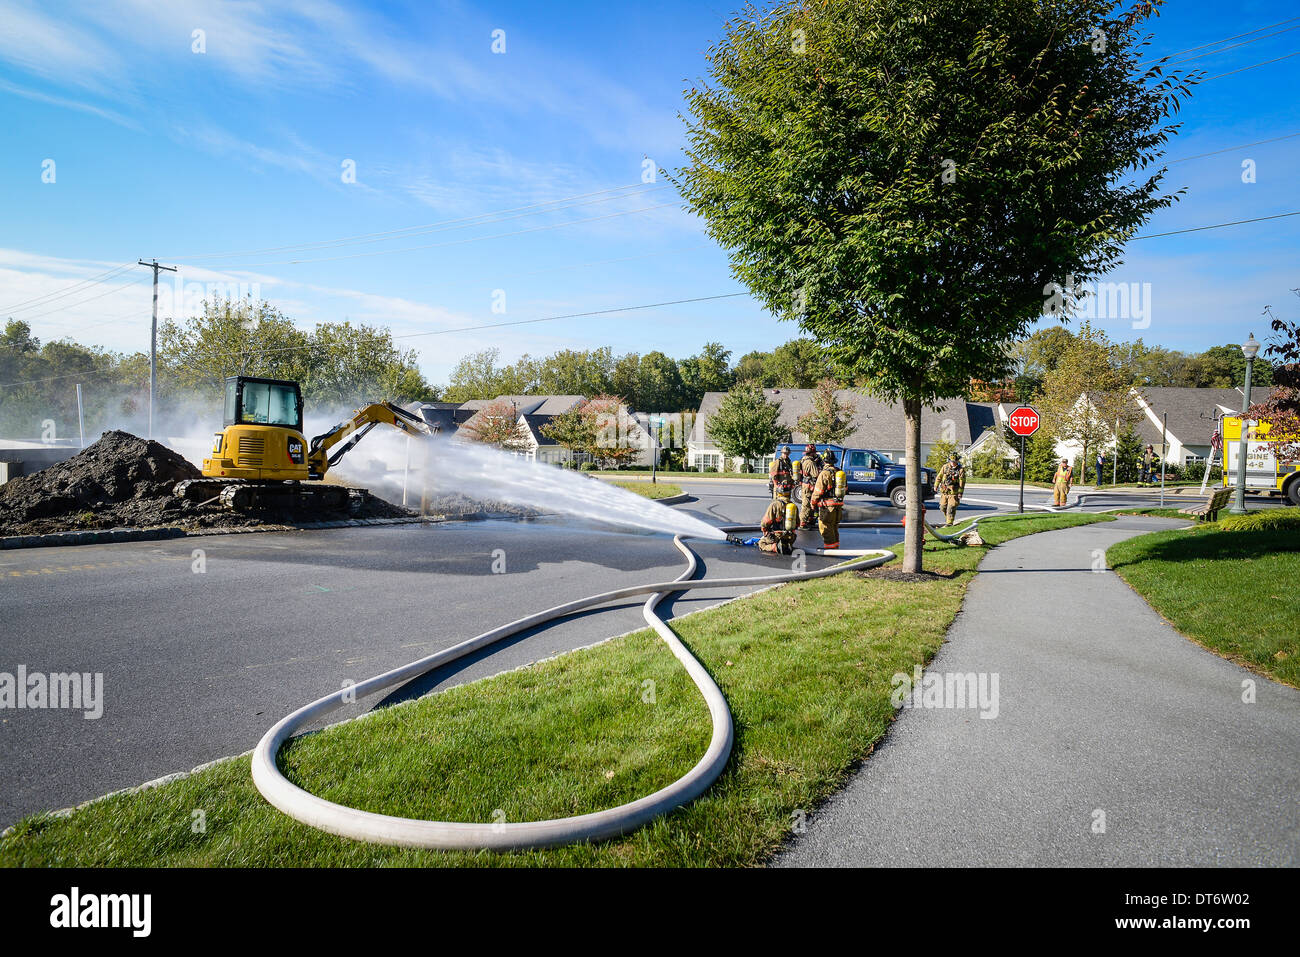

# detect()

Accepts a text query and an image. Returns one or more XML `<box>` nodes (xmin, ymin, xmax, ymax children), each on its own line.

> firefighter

<box><xmin>936</xmin><ymin>451</ymin><xmax>966</xmax><ymax>525</ymax></box>
<box><xmin>758</xmin><ymin>492</ymin><xmax>797</xmax><ymax>555</ymax></box>
<box><xmin>1052</xmin><ymin>458</ymin><xmax>1073</xmax><ymax>507</ymax></box>
<box><xmin>769</xmin><ymin>445</ymin><xmax>796</xmax><ymax>500</ymax></box>
<box><xmin>812</xmin><ymin>449</ymin><xmax>845</xmax><ymax>549</ymax></box>
<box><xmin>798</xmin><ymin>443</ymin><xmax>823</xmax><ymax>529</ymax></box>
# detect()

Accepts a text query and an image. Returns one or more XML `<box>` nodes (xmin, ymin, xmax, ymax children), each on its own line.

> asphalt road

<box><xmin>0</xmin><ymin>477</ymin><xmax>1284</xmax><ymax>829</ymax></box>
<box><xmin>0</xmin><ymin>479</ymin><xmax>899</xmax><ymax>828</ymax></box>
<box><xmin>776</xmin><ymin>514</ymin><xmax>1300</xmax><ymax>866</ymax></box>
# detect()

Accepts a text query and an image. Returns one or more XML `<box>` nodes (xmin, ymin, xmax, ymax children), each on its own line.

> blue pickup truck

<box><xmin>769</xmin><ymin>443</ymin><xmax>936</xmax><ymax>508</ymax></box>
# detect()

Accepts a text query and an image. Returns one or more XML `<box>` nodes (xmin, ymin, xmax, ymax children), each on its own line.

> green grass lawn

<box><xmin>607</xmin><ymin>480</ymin><xmax>684</xmax><ymax>499</ymax></box>
<box><xmin>1108</xmin><ymin>524</ymin><xmax>1300</xmax><ymax>688</ymax></box>
<box><xmin>1</xmin><ymin>512</ymin><xmax>1107</xmax><ymax>868</ymax></box>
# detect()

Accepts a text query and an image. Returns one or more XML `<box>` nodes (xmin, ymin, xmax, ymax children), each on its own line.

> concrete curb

<box><xmin>655</xmin><ymin>493</ymin><xmax>692</xmax><ymax>506</ymax></box>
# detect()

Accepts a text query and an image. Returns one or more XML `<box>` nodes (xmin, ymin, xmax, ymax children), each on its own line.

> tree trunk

<box><xmin>903</xmin><ymin>396</ymin><xmax>923</xmax><ymax>573</ymax></box>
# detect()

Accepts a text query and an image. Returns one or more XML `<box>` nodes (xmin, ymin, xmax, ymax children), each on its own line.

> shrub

<box><xmin>579</xmin><ymin>462</ymin><xmax>597</xmax><ymax>472</ymax></box>
<box><xmin>970</xmin><ymin>446</ymin><xmax>1015</xmax><ymax>480</ymax></box>
<box><xmin>925</xmin><ymin>439</ymin><xmax>959</xmax><ymax>471</ymax></box>
<box><xmin>1216</xmin><ymin>507</ymin><xmax>1300</xmax><ymax>533</ymax></box>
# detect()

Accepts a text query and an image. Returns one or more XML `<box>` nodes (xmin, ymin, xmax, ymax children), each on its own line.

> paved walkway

<box><xmin>778</xmin><ymin>516</ymin><xmax>1300</xmax><ymax>867</ymax></box>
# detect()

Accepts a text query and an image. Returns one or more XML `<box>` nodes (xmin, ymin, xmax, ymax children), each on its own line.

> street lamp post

<box><xmin>1228</xmin><ymin>333</ymin><xmax>1261</xmax><ymax>515</ymax></box>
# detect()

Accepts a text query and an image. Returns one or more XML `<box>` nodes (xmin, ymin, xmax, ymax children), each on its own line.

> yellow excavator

<box><xmin>174</xmin><ymin>375</ymin><xmax>433</xmax><ymax>512</ymax></box>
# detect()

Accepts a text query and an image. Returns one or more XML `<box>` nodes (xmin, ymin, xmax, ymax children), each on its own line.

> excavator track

<box><xmin>176</xmin><ymin>479</ymin><xmax>368</xmax><ymax>514</ymax></box>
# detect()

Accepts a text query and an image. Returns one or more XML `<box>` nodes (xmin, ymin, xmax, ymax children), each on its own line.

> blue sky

<box><xmin>1</xmin><ymin>0</ymin><xmax>1297</xmax><ymax>389</ymax></box>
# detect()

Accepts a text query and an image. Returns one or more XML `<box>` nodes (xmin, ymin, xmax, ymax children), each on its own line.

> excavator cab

<box><xmin>205</xmin><ymin>376</ymin><xmax>310</xmax><ymax>481</ymax></box>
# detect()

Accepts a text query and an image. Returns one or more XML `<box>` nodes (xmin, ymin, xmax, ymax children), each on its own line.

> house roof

<box><xmin>689</xmin><ymin>388</ymin><xmax>981</xmax><ymax>451</ymax></box>
<box><xmin>522</xmin><ymin>413</ymin><xmax>556</xmax><ymax>445</ymax></box>
<box><xmin>1131</xmin><ymin>387</ymin><xmax>1275</xmax><ymax>447</ymax></box>
<box><xmin>457</xmin><ymin>395</ymin><xmax>585</xmax><ymax>437</ymax></box>
<box><xmin>416</xmin><ymin>406</ymin><xmax>461</xmax><ymax>434</ymax></box>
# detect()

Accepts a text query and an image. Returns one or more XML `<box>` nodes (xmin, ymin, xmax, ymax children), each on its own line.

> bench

<box><xmin>1179</xmin><ymin>486</ymin><xmax>1234</xmax><ymax>522</ymax></box>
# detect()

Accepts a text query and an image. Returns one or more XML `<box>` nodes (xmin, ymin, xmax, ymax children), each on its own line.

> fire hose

<box><xmin>251</xmin><ymin>515</ymin><xmax>999</xmax><ymax>851</ymax></box>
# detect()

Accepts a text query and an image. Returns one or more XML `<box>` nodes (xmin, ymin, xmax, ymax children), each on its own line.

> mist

<box><xmin>315</xmin><ymin>417</ymin><xmax>724</xmax><ymax>540</ymax></box>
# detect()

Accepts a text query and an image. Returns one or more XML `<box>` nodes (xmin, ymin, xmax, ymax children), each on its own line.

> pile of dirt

<box><xmin>0</xmin><ymin>430</ymin><xmax>414</xmax><ymax>536</ymax></box>
<box><xmin>0</xmin><ymin>431</ymin><xmax>201</xmax><ymax>534</ymax></box>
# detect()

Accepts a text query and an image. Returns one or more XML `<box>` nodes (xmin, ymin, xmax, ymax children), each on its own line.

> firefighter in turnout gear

<box><xmin>769</xmin><ymin>445</ymin><xmax>796</xmax><ymax>500</ymax></box>
<box><xmin>936</xmin><ymin>451</ymin><xmax>966</xmax><ymax>526</ymax></box>
<box><xmin>1052</xmin><ymin>459</ymin><xmax>1073</xmax><ymax>507</ymax></box>
<box><xmin>812</xmin><ymin>449</ymin><xmax>845</xmax><ymax>549</ymax></box>
<box><xmin>758</xmin><ymin>491</ymin><xmax>797</xmax><ymax>555</ymax></box>
<box><xmin>798</xmin><ymin>443</ymin><xmax>823</xmax><ymax>529</ymax></box>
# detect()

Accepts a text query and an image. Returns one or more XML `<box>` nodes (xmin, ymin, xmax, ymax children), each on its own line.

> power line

<box><xmin>1137</xmin><ymin>14</ymin><xmax>1300</xmax><ymax>68</ymax></box>
<box><xmin>11</xmin><ymin>276</ymin><xmax>144</xmax><ymax>322</ymax></box>
<box><xmin>6</xmin><ymin>208</ymin><xmax>1297</xmax><ymax>391</ymax></box>
<box><xmin>1167</xmin><ymin>131</ymin><xmax>1300</xmax><ymax>163</ymax></box>
<box><xmin>162</xmin><ymin>292</ymin><xmax>749</xmax><ymax>371</ymax></box>
<box><xmin>1161</xmin><ymin>23</ymin><xmax>1300</xmax><ymax>68</ymax></box>
<box><xmin>1131</xmin><ymin>209</ymin><xmax>1300</xmax><ymax>240</ymax></box>
<box><xmin>0</xmin><ymin>365</ymin><xmax>146</xmax><ymax>391</ymax></box>
<box><xmin>0</xmin><ymin>263</ymin><xmax>136</xmax><ymax>316</ymax></box>
<box><xmin>1199</xmin><ymin>49</ymin><xmax>1300</xmax><ymax>82</ymax></box>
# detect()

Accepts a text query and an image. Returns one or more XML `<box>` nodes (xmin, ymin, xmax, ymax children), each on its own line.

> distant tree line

<box><xmin>2</xmin><ymin>294</ymin><xmax>1282</xmax><ymax>450</ymax></box>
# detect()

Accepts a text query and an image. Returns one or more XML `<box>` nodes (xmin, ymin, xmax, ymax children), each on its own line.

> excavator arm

<box><xmin>307</xmin><ymin>402</ymin><xmax>434</xmax><ymax>479</ymax></box>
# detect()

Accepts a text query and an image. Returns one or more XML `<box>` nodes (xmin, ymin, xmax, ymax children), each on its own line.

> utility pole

<box><xmin>137</xmin><ymin>259</ymin><xmax>177</xmax><ymax>438</ymax></box>
<box><xmin>1229</xmin><ymin>334</ymin><xmax>1261</xmax><ymax>514</ymax></box>
<box><xmin>1159</xmin><ymin>412</ymin><xmax>1168</xmax><ymax>508</ymax></box>
<box><xmin>1112</xmin><ymin>417</ymin><xmax>1119</xmax><ymax>486</ymax></box>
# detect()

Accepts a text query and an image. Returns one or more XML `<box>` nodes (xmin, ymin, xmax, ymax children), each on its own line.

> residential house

<box><xmin>966</xmin><ymin>387</ymin><xmax>1273</xmax><ymax>470</ymax></box>
<box><xmin>687</xmin><ymin>388</ymin><xmax>991</xmax><ymax>471</ymax></box>
<box><xmin>446</xmin><ymin>395</ymin><xmax>655</xmax><ymax>466</ymax></box>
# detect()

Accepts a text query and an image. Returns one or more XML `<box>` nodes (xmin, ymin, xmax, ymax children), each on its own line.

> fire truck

<box><xmin>1220</xmin><ymin>414</ymin><xmax>1300</xmax><ymax>505</ymax></box>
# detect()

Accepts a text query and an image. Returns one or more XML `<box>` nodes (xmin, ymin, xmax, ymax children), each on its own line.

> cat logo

<box><xmin>287</xmin><ymin>439</ymin><xmax>305</xmax><ymax>465</ymax></box>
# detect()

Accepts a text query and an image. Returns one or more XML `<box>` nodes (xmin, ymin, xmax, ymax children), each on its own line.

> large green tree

<box><xmin>673</xmin><ymin>0</ymin><xmax>1191</xmax><ymax>570</ymax></box>
<box><xmin>678</xmin><ymin>342</ymin><xmax>734</xmax><ymax>408</ymax></box>
<box><xmin>1189</xmin><ymin>343</ymin><xmax>1274</xmax><ymax>389</ymax></box>
<box><xmin>0</xmin><ymin>319</ymin><xmax>148</xmax><ymax>438</ymax></box>
<box><xmin>158</xmin><ymin>298</ymin><xmax>312</xmax><ymax>394</ymax></box>
<box><xmin>159</xmin><ymin>299</ymin><xmax>435</xmax><ymax>410</ymax></box>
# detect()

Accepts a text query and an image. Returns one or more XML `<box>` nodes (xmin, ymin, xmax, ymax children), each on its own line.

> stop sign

<box><xmin>1007</xmin><ymin>406</ymin><xmax>1040</xmax><ymax>437</ymax></box>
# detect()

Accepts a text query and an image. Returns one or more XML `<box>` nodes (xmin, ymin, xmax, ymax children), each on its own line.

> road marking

<box><xmin>2</xmin><ymin>553</ymin><xmax>190</xmax><ymax>579</ymax></box>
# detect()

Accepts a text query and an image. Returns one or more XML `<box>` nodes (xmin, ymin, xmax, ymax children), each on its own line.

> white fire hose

<box><xmin>251</xmin><ymin>514</ymin><xmax>997</xmax><ymax>851</ymax></box>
